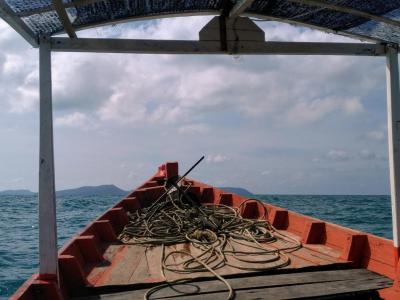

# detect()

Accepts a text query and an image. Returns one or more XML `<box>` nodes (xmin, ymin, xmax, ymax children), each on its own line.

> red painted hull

<box><xmin>10</xmin><ymin>162</ymin><xmax>400</xmax><ymax>299</ymax></box>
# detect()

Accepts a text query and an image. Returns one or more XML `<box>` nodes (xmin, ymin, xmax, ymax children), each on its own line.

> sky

<box><xmin>0</xmin><ymin>16</ymin><xmax>392</xmax><ymax>195</ymax></box>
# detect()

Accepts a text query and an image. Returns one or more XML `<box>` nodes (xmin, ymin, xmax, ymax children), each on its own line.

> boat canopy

<box><xmin>2</xmin><ymin>0</ymin><xmax>400</xmax><ymax>47</ymax></box>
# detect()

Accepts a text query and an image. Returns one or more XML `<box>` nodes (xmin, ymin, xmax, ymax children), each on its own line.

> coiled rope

<box><xmin>118</xmin><ymin>183</ymin><xmax>301</xmax><ymax>299</ymax></box>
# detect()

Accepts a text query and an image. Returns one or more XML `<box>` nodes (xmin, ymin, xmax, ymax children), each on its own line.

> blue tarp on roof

<box><xmin>3</xmin><ymin>0</ymin><xmax>400</xmax><ymax>44</ymax></box>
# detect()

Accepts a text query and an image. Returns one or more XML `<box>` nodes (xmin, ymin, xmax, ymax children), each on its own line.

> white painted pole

<box><xmin>386</xmin><ymin>45</ymin><xmax>400</xmax><ymax>249</ymax></box>
<box><xmin>38</xmin><ymin>36</ymin><xmax>58</xmax><ymax>276</ymax></box>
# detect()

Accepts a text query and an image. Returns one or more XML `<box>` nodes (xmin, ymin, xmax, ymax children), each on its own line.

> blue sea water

<box><xmin>0</xmin><ymin>194</ymin><xmax>393</xmax><ymax>299</ymax></box>
<box><xmin>0</xmin><ymin>195</ymin><xmax>117</xmax><ymax>300</ymax></box>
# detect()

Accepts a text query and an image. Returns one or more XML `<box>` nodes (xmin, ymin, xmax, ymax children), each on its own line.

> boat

<box><xmin>3</xmin><ymin>1</ymin><xmax>400</xmax><ymax>299</ymax></box>
<box><xmin>9</xmin><ymin>161</ymin><xmax>399</xmax><ymax>299</ymax></box>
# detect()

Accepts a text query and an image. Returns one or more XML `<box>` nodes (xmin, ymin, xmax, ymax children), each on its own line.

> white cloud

<box><xmin>0</xmin><ymin>16</ymin><xmax>377</xmax><ymax>122</ymax></box>
<box><xmin>97</xmin><ymin>91</ymin><xmax>147</xmax><ymax>123</ymax></box>
<box><xmin>55</xmin><ymin>112</ymin><xmax>98</xmax><ymax>130</ymax></box>
<box><xmin>343</xmin><ymin>98</ymin><xmax>364</xmax><ymax>115</ymax></box>
<box><xmin>327</xmin><ymin>149</ymin><xmax>350</xmax><ymax>161</ymax></box>
<box><xmin>261</xmin><ymin>170</ymin><xmax>271</xmax><ymax>176</ymax></box>
<box><xmin>285</xmin><ymin>97</ymin><xmax>363</xmax><ymax>125</ymax></box>
<box><xmin>0</xmin><ymin>20</ymin><xmax>38</xmax><ymax>113</ymax></box>
<box><xmin>285</xmin><ymin>98</ymin><xmax>338</xmax><ymax>124</ymax></box>
<box><xmin>206</xmin><ymin>154</ymin><xmax>230</xmax><ymax>163</ymax></box>
<box><xmin>16</xmin><ymin>17</ymin><xmax>372</xmax><ymax>129</ymax></box>
<box><xmin>359</xmin><ymin>149</ymin><xmax>377</xmax><ymax>160</ymax></box>
<box><xmin>366</xmin><ymin>130</ymin><xmax>386</xmax><ymax>141</ymax></box>
<box><xmin>8</xmin><ymin>86</ymin><xmax>38</xmax><ymax>113</ymax></box>
<box><xmin>260</xmin><ymin>21</ymin><xmax>352</xmax><ymax>43</ymax></box>
<box><xmin>3</xmin><ymin>54</ymin><xmax>26</xmax><ymax>75</ymax></box>
<box><xmin>359</xmin><ymin>149</ymin><xmax>386</xmax><ymax>161</ymax></box>
<box><xmin>178</xmin><ymin>123</ymin><xmax>210</xmax><ymax>134</ymax></box>
<box><xmin>0</xmin><ymin>17</ymin><xmax>391</xmax><ymax>194</ymax></box>
<box><xmin>95</xmin><ymin>16</ymin><xmax>212</xmax><ymax>40</ymax></box>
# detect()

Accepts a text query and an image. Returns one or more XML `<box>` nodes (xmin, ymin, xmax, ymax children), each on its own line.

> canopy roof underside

<box><xmin>2</xmin><ymin>0</ymin><xmax>400</xmax><ymax>46</ymax></box>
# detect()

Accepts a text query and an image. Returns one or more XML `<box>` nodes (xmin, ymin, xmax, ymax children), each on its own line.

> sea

<box><xmin>0</xmin><ymin>194</ymin><xmax>392</xmax><ymax>299</ymax></box>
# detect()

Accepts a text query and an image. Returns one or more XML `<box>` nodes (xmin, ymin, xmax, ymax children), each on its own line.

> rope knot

<box><xmin>188</xmin><ymin>229</ymin><xmax>218</xmax><ymax>243</ymax></box>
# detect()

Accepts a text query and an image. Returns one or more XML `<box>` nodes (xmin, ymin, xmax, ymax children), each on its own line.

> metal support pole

<box><xmin>38</xmin><ymin>36</ymin><xmax>58</xmax><ymax>276</ymax></box>
<box><xmin>386</xmin><ymin>46</ymin><xmax>400</xmax><ymax>250</ymax></box>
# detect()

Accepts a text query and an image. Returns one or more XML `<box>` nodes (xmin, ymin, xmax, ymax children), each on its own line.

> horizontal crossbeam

<box><xmin>50</xmin><ymin>37</ymin><xmax>386</xmax><ymax>56</ymax></box>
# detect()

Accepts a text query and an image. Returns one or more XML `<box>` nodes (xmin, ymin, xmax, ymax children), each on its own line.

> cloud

<box><xmin>3</xmin><ymin>54</ymin><xmax>26</xmax><ymax>75</ymax></box>
<box><xmin>178</xmin><ymin>123</ymin><xmax>210</xmax><ymax>134</ymax></box>
<box><xmin>342</xmin><ymin>98</ymin><xmax>364</xmax><ymax>115</ymax></box>
<box><xmin>359</xmin><ymin>149</ymin><xmax>377</xmax><ymax>160</ymax></box>
<box><xmin>114</xmin><ymin>15</ymin><xmax>212</xmax><ymax>40</ymax></box>
<box><xmin>262</xmin><ymin>21</ymin><xmax>352</xmax><ymax>43</ymax></box>
<box><xmin>285</xmin><ymin>98</ymin><xmax>338</xmax><ymax>124</ymax></box>
<box><xmin>97</xmin><ymin>91</ymin><xmax>147</xmax><ymax>123</ymax></box>
<box><xmin>285</xmin><ymin>97</ymin><xmax>363</xmax><ymax>125</ymax></box>
<box><xmin>0</xmin><ymin>17</ymin><xmax>391</xmax><ymax>194</ymax></box>
<box><xmin>55</xmin><ymin>112</ymin><xmax>98</xmax><ymax>130</ymax></box>
<box><xmin>8</xmin><ymin>86</ymin><xmax>38</xmax><ymax>113</ymax></box>
<box><xmin>206</xmin><ymin>154</ymin><xmax>230</xmax><ymax>163</ymax></box>
<box><xmin>0</xmin><ymin>15</ymin><xmax>380</xmax><ymax>122</ymax></box>
<box><xmin>0</xmin><ymin>16</ymin><xmax>372</xmax><ymax>127</ymax></box>
<box><xmin>359</xmin><ymin>149</ymin><xmax>386</xmax><ymax>161</ymax></box>
<box><xmin>0</xmin><ymin>19</ymin><xmax>39</xmax><ymax>112</ymax></box>
<box><xmin>6</xmin><ymin>177</ymin><xmax>23</xmax><ymax>184</ymax></box>
<box><xmin>327</xmin><ymin>149</ymin><xmax>350</xmax><ymax>161</ymax></box>
<box><xmin>366</xmin><ymin>130</ymin><xmax>386</xmax><ymax>141</ymax></box>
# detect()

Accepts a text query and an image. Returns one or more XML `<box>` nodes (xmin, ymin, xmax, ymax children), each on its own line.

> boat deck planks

<box><xmin>75</xmin><ymin>269</ymin><xmax>393</xmax><ymax>299</ymax></box>
<box><xmin>86</xmin><ymin>237</ymin><xmax>350</xmax><ymax>287</ymax></box>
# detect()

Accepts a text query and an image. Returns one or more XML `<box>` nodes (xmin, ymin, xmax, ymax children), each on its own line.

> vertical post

<box><xmin>386</xmin><ymin>45</ymin><xmax>400</xmax><ymax>251</ymax></box>
<box><xmin>39</xmin><ymin>36</ymin><xmax>58</xmax><ymax>276</ymax></box>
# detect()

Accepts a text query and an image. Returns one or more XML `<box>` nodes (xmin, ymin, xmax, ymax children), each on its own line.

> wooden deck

<box><xmin>74</xmin><ymin>269</ymin><xmax>393</xmax><ymax>299</ymax></box>
<box><xmin>84</xmin><ymin>231</ymin><xmax>349</xmax><ymax>288</ymax></box>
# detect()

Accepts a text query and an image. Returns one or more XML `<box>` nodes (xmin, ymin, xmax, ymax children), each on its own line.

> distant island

<box><xmin>0</xmin><ymin>185</ymin><xmax>128</xmax><ymax>197</ymax></box>
<box><xmin>56</xmin><ymin>185</ymin><xmax>128</xmax><ymax>197</ymax></box>
<box><xmin>0</xmin><ymin>185</ymin><xmax>254</xmax><ymax>198</ymax></box>
<box><xmin>0</xmin><ymin>189</ymin><xmax>35</xmax><ymax>196</ymax></box>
